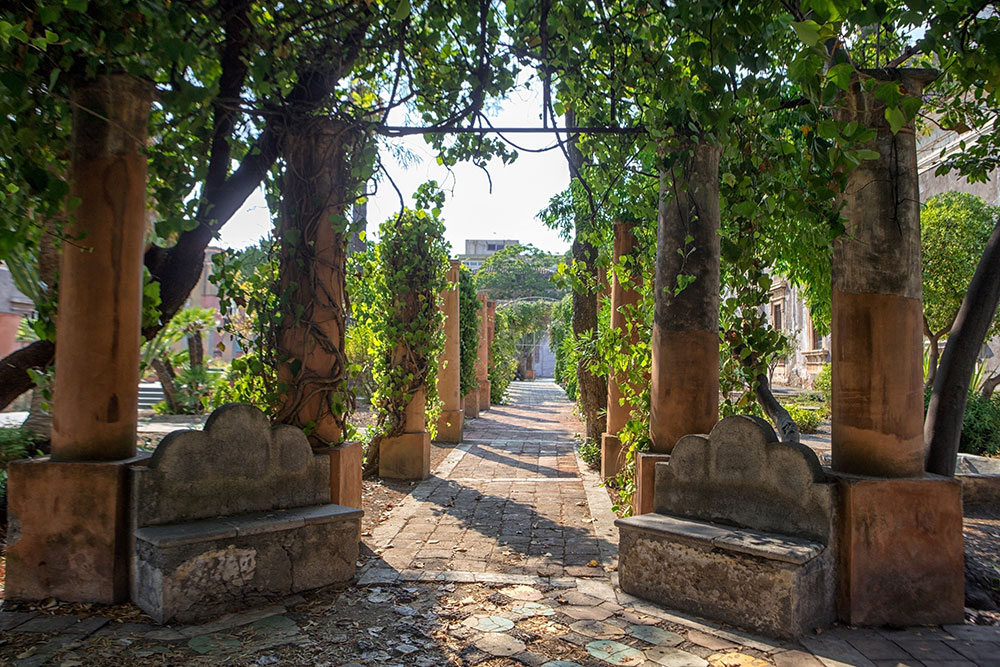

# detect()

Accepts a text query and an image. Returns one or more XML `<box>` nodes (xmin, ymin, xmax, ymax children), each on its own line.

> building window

<box><xmin>810</xmin><ymin>320</ymin><xmax>822</xmax><ymax>350</ymax></box>
<box><xmin>771</xmin><ymin>303</ymin><xmax>783</xmax><ymax>331</ymax></box>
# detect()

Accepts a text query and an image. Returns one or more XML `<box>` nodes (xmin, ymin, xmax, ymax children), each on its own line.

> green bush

<box><xmin>577</xmin><ymin>439</ymin><xmax>600</xmax><ymax>469</ymax></box>
<box><xmin>813</xmin><ymin>363</ymin><xmax>831</xmax><ymax>400</ymax></box>
<box><xmin>786</xmin><ymin>404</ymin><xmax>823</xmax><ymax>433</ymax></box>
<box><xmin>0</xmin><ymin>427</ymin><xmax>42</xmax><ymax>497</ymax></box>
<box><xmin>956</xmin><ymin>393</ymin><xmax>1000</xmax><ymax>457</ymax></box>
<box><xmin>923</xmin><ymin>389</ymin><xmax>1000</xmax><ymax>458</ymax></box>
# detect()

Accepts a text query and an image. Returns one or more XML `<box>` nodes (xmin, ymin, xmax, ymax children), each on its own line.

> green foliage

<box><xmin>0</xmin><ymin>427</ymin><xmax>42</xmax><ymax>497</ymax></box>
<box><xmin>924</xmin><ymin>388</ymin><xmax>1000</xmax><ymax>457</ymax></box>
<box><xmin>366</xmin><ymin>203</ymin><xmax>449</xmax><ymax>461</ymax></box>
<box><xmin>474</xmin><ymin>244</ymin><xmax>564</xmax><ymax>301</ymax></box>
<box><xmin>576</xmin><ymin>439</ymin><xmax>601</xmax><ymax>470</ymax></box>
<box><xmin>210</xmin><ymin>243</ymin><xmax>281</xmax><ymax>413</ymax></box>
<box><xmin>814</xmin><ymin>363</ymin><xmax>832</xmax><ymax>401</ymax></box>
<box><xmin>489</xmin><ymin>301</ymin><xmax>550</xmax><ymax>404</ymax></box>
<box><xmin>458</xmin><ymin>265</ymin><xmax>480</xmax><ymax>397</ymax></box>
<box><xmin>785</xmin><ymin>405</ymin><xmax>823</xmax><ymax>433</ymax></box>
<box><xmin>549</xmin><ymin>294</ymin><xmax>577</xmax><ymax>400</ymax></box>
<box><xmin>922</xmin><ymin>192</ymin><xmax>1000</xmax><ymax>338</ymax></box>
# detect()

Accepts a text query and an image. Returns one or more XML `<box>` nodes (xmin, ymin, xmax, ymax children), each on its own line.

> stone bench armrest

<box><xmin>615</xmin><ymin>513</ymin><xmax>824</xmax><ymax>566</ymax></box>
<box><xmin>134</xmin><ymin>504</ymin><xmax>363</xmax><ymax>549</ymax></box>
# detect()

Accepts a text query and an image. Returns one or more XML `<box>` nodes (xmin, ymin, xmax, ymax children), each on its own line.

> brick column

<box><xmin>476</xmin><ymin>293</ymin><xmax>491</xmax><ymax>411</ymax></box>
<box><xmin>830</xmin><ymin>68</ymin><xmax>963</xmax><ymax>627</ymax></box>
<box><xmin>7</xmin><ymin>75</ymin><xmax>154</xmax><ymax>603</ymax></box>
<box><xmin>436</xmin><ymin>260</ymin><xmax>464</xmax><ymax>442</ymax></box>
<box><xmin>602</xmin><ymin>219</ymin><xmax>643</xmax><ymax>480</ymax></box>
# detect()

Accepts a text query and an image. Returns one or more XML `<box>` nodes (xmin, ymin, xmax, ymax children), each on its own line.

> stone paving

<box><xmin>1</xmin><ymin>380</ymin><xmax>998</xmax><ymax>666</ymax></box>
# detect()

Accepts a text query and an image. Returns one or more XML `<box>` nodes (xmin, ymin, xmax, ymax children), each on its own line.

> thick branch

<box><xmin>0</xmin><ymin>340</ymin><xmax>55</xmax><ymax>410</ymax></box>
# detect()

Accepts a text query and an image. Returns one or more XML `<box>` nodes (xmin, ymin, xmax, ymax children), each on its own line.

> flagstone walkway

<box><xmin>1</xmin><ymin>380</ymin><xmax>998</xmax><ymax>665</ymax></box>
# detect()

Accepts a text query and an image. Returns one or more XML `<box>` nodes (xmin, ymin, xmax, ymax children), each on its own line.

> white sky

<box><xmin>218</xmin><ymin>81</ymin><xmax>573</xmax><ymax>256</ymax></box>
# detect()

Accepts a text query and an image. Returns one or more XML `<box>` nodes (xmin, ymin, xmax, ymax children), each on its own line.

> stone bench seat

<box><xmin>619</xmin><ymin>513</ymin><xmax>825</xmax><ymax>565</ymax></box>
<box><xmin>131</xmin><ymin>404</ymin><xmax>363</xmax><ymax>623</ymax></box>
<box><xmin>616</xmin><ymin>416</ymin><xmax>836</xmax><ymax>639</ymax></box>
<box><xmin>134</xmin><ymin>504</ymin><xmax>363</xmax><ymax>549</ymax></box>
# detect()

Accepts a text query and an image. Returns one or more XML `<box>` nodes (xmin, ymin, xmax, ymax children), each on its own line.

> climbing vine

<box><xmin>363</xmin><ymin>198</ymin><xmax>449</xmax><ymax>476</ymax></box>
<box><xmin>458</xmin><ymin>264</ymin><xmax>480</xmax><ymax>398</ymax></box>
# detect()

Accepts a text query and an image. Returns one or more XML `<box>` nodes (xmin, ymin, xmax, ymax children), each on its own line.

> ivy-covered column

<box><xmin>638</xmin><ymin>141</ymin><xmax>721</xmax><ymax>514</ymax></box>
<box><xmin>602</xmin><ymin>219</ymin><xmax>643</xmax><ymax>480</ymax></box>
<box><xmin>461</xmin><ymin>270</ymin><xmax>481</xmax><ymax>419</ymax></box>
<box><xmin>8</xmin><ymin>74</ymin><xmax>153</xmax><ymax>603</ymax></box>
<box><xmin>486</xmin><ymin>299</ymin><xmax>497</xmax><ymax>404</ymax></box>
<box><xmin>436</xmin><ymin>260</ymin><xmax>464</xmax><ymax>442</ymax></box>
<box><xmin>476</xmin><ymin>293</ymin><xmax>490</xmax><ymax>411</ymax></box>
<box><xmin>274</xmin><ymin>118</ymin><xmax>353</xmax><ymax>445</ymax></box>
<box><xmin>830</xmin><ymin>68</ymin><xmax>962</xmax><ymax>627</ymax></box>
<box><xmin>273</xmin><ymin>118</ymin><xmax>362</xmax><ymax>508</ymax></box>
<box><xmin>369</xmin><ymin>209</ymin><xmax>448</xmax><ymax>481</ymax></box>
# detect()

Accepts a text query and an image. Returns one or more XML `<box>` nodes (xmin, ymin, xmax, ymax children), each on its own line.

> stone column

<box><xmin>275</xmin><ymin>119</ymin><xmax>350</xmax><ymax>447</ymax></box>
<box><xmin>602</xmin><ymin>219</ymin><xmax>643</xmax><ymax>480</ymax></box>
<box><xmin>476</xmin><ymin>293</ymin><xmax>491</xmax><ymax>411</ymax></box>
<box><xmin>638</xmin><ymin>142</ymin><xmax>721</xmax><ymax>514</ymax></box>
<box><xmin>830</xmin><ymin>68</ymin><xmax>963</xmax><ymax>626</ymax></box>
<box><xmin>379</xmin><ymin>383</ymin><xmax>431</xmax><ymax>480</ymax></box>
<box><xmin>436</xmin><ymin>260</ymin><xmax>464</xmax><ymax>442</ymax></box>
<box><xmin>7</xmin><ymin>75</ymin><xmax>154</xmax><ymax>603</ymax></box>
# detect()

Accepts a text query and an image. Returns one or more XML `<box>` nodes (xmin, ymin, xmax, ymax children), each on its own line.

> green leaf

<box><xmin>393</xmin><ymin>0</ymin><xmax>411</xmax><ymax>21</ymax></box>
<box><xmin>791</xmin><ymin>20</ymin><xmax>822</xmax><ymax>47</ymax></box>
<box><xmin>885</xmin><ymin>106</ymin><xmax>906</xmax><ymax>135</ymax></box>
<box><xmin>827</xmin><ymin>63</ymin><xmax>854</xmax><ymax>91</ymax></box>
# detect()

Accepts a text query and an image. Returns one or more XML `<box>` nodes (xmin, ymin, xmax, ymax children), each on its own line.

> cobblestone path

<box><xmin>367</xmin><ymin>380</ymin><xmax>618</xmax><ymax>580</ymax></box>
<box><xmin>1</xmin><ymin>381</ymin><xmax>998</xmax><ymax>666</ymax></box>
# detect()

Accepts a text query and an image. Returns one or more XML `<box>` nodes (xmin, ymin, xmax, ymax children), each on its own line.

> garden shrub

<box><xmin>785</xmin><ymin>404</ymin><xmax>823</xmax><ymax>433</ymax></box>
<box><xmin>576</xmin><ymin>439</ymin><xmax>601</xmax><ymax>469</ymax></box>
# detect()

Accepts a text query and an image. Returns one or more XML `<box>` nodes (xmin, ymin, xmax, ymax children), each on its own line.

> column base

<box><xmin>478</xmin><ymin>380</ymin><xmax>491</xmax><ymax>411</ymax></box>
<box><xmin>317</xmin><ymin>441</ymin><xmax>363</xmax><ymax>509</ymax></box>
<box><xmin>436</xmin><ymin>409</ymin><xmax>464</xmax><ymax>443</ymax></box>
<box><xmin>832</xmin><ymin>472</ymin><xmax>965</xmax><ymax>626</ymax></box>
<box><xmin>601</xmin><ymin>433</ymin><xmax>627</xmax><ymax>480</ymax></box>
<box><xmin>5</xmin><ymin>454</ymin><xmax>149</xmax><ymax>603</ymax></box>
<box><xmin>464</xmin><ymin>391</ymin><xmax>480</xmax><ymax>419</ymax></box>
<box><xmin>633</xmin><ymin>452</ymin><xmax>671</xmax><ymax>515</ymax></box>
<box><xmin>379</xmin><ymin>432</ymin><xmax>431</xmax><ymax>480</ymax></box>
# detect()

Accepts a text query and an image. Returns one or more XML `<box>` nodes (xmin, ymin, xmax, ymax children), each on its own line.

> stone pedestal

<box><xmin>437</xmin><ymin>409</ymin><xmax>464</xmax><ymax>443</ymax></box>
<box><xmin>478</xmin><ymin>380</ymin><xmax>491</xmax><ymax>411</ymax></box>
<box><xmin>435</xmin><ymin>260</ymin><xmax>464</xmax><ymax>443</ymax></box>
<box><xmin>633</xmin><ymin>453</ymin><xmax>670</xmax><ymax>515</ymax></box>
<box><xmin>319</xmin><ymin>441</ymin><xmax>363</xmax><ymax>509</ymax></box>
<box><xmin>601</xmin><ymin>433</ymin><xmax>626</xmax><ymax>481</ymax></box>
<box><xmin>5</xmin><ymin>455</ymin><xmax>149</xmax><ymax>603</ymax></box>
<box><xmin>832</xmin><ymin>473</ymin><xmax>964</xmax><ymax>626</ymax></box>
<box><xmin>464</xmin><ymin>390</ymin><xmax>480</xmax><ymax>419</ymax></box>
<box><xmin>379</xmin><ymin>387</ymin><xmax>431</xmax><ymax>480</ymax></box>
<box><xmin>379</xmin><ymin>432</ymin><xmax>431</xmax><ymax>480</ymax></box>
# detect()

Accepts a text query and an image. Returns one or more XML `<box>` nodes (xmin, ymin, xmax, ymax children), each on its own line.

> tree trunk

<box><xmin>187</xmin><ymin>333</ymin><xmax>204</xmax><ymax>369</ymax></box>
<box><xmin>566</xmin><ymin>111</ymin><xmax>607</xmax><ymax>444</ymax></box>
<box><xmin>981</xmin><ymin>371</ymin><xmax>1000</xmax><ymax>399</ymax></box>
<box><xmin>151</xmin><ymin>358</ymin><xmax>181</xmax><ymax>414</ymax></box>
<box><xmin>925</xmin><ymin>217</ymin><xmax>1000</xmax><ymax>476</ymax></box>
<box><xmin>273</xmin><ymin>119</ymin><xmax>356</xmax><ymax>448</ymax></box>
<box><xmin>755</xmin><ymin>373</ymin><xmax>801</xmax><ymax>444</ymax></box>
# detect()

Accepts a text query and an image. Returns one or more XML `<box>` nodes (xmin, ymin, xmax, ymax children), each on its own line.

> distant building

<box><xmin>458</xmin><ymin>239</ymin><xmax>520</xmax><ymax>272</ymax></box>
<box><xmin>0</xmin><ymin>264</ymin><xmax>34</xmax><ymax>358</ymax></box>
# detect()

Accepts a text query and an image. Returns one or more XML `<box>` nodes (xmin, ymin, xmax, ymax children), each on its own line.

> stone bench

<box><xmin>616</xmin><ymin>416</ymin><xmax>836</xmax><ymax>638</ymax></box>
<box><xmin>131</xmin><ymin>404</ymin><xmax>362</xmax><ymax>623</ymax></box>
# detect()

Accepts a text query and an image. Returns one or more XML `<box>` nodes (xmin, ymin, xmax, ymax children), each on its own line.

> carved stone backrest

<box><xmin>132</xmin><ymin>403</ymin><xmax>330</xmax><ymax>527</ymax></box>
<box><xmin>653</xmin><ymin>415</ymin><xmax>835</xmax><ymax>544</ymax></box>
